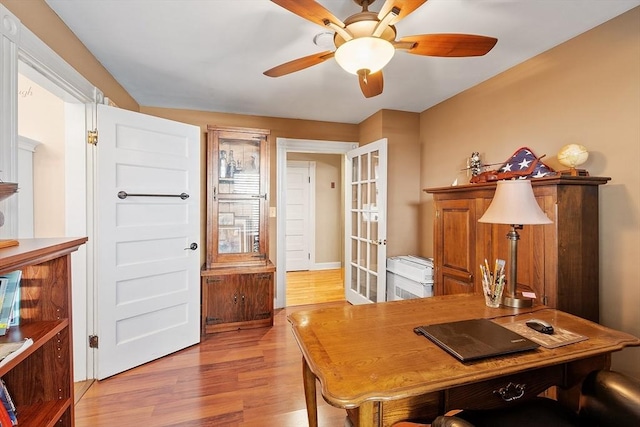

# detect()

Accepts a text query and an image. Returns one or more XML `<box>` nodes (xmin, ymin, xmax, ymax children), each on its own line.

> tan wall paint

<box><xmin>287</xmin><ymin>153</ymin><xmax>342</xmax><ymax>264</ymax></box>
<box><xmin>360</xmin><ymin>109</ymin><xmax>421</xmax><ymax>256</ymax></box>
<box><xmin>420</xmin><ymin>8</ymin><xmax>640</xmax><ymax>377</ymax></box>
<box><xmin>2</xmin><ymin>0</ymin><xmax>139</xmax><ymax>111</ymax></box>
<box><xmin>18</xmin><ymin>74</ymin><xmax>65</xmax><ymax>237</ymax></box>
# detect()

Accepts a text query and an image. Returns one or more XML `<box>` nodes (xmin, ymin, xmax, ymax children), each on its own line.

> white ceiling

<box><xmin>44</xmin><ymin>0</ymin><xmax>639</xmax><ymax>124</ymax></box>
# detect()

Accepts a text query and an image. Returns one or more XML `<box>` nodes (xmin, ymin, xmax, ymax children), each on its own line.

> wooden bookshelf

<box><xmin>0</xmin><ymin>237</ymin><xmax>86</xmax><ymax>427</ymax></box>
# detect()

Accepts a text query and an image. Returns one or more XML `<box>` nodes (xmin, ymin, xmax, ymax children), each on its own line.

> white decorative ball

<box><xmin>557</xmin><ymin>144</ymin><xmax>589</xmax><ymax>168</ymax></box>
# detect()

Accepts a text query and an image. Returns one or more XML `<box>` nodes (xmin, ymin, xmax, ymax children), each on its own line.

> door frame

<box><xmin>275</xmin><ymin>138</ymin><xmax>358</xmax><ymax>309</ymax></box>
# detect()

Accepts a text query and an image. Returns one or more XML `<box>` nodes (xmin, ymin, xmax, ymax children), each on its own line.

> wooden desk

<box><xmin>287</xmin><ymin>294</ymin><xmax>640</xmax><ymax>427</ymax></box>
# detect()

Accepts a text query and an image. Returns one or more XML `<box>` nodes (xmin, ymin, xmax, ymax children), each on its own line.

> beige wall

<box><xmin>287</xmin><ymin>153</ymin><xmax>343</xmax><ymax>264</ymax></box>
<box><xmin>419</xmin><ymin>8</ymin><xmax>640</xmax><ymax>377</ymax></box>
<box><xmin>18</xmin><ymin>74</ymin><xmax>65</xmax><ymax>237</ymax></box>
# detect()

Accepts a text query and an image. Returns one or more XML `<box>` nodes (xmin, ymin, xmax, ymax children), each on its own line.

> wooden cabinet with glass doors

<box><xmin>201</xmin><ymin>126</ymin><xmax>275</xmax><ymax>334</ymax></box>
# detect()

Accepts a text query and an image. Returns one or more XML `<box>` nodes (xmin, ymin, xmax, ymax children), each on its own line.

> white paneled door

<box><xmin>286</xmin><ymin>161</ymin><xmax>313</xmax><ymax>271</ymax></box>
<box><xmin>345</xmin><ymin>139</ymin><xmax>387</xmax><ymax>304</ymax></box>
<box><xmin>96</xmin><ymin>104</ymin><xmax>200</xmax><ymax>379</ymax></box>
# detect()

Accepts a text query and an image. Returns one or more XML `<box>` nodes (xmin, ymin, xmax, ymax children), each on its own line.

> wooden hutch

<box><xmin>200</xmin><ymin>126</ymin><xmax>275</xmax><ymax>334</ymax></box>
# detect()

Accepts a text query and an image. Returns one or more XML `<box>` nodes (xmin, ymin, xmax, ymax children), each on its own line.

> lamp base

<box><xmin>502</xmin><ymin>294</ymin><xmax>534</xmax><ymax>308</ymax></box>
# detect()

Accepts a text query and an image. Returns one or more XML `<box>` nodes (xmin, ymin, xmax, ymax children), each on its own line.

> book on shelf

<box><xmin>7</xmin><ymin>285</ymin><xmax>19</xmax><ymax>328</ymax></box>
<box><xmin>0</xmin><ymin>379</ymin><xmax>16</xmax><ymax>426</ymax></box>
<box><xmin>0</xmin><ymin>338</ymin><xmax>33</xmax><ymax>368</ymax></box>
<box><xmin>0</xmin><ymin>271</ymin><xmax>21</xmax><ymax>335</ymax></box>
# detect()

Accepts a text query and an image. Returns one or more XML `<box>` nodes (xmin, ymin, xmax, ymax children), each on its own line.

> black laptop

<box><xmin>414</xmin><ymin>318</ymin><xmax>540</xmax><ymax>362</ymax></box>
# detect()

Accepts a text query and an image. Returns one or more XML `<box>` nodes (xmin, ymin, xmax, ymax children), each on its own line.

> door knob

<box><xmin>184</xmin><ymin>243</ymin><xmax>198</xmax><ymax>251</ymax></box>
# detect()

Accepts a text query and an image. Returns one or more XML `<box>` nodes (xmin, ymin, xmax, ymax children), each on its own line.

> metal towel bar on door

<box><xmin>117</xmin><ymin>191</ymin><xmax>189</xmax><ymax>200</ymax></box>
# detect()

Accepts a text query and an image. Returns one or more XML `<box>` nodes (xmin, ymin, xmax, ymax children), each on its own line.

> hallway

<box><xmin>285</xmin><ymin>269</ymin><xmax>345</xmax><ymax>306</ymax></box>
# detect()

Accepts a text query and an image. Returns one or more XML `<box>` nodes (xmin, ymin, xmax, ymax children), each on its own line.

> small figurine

<box><xmin>468</xmin><ymin>152</ymin><xmax>482</xmax><ymax>176</ymax></box>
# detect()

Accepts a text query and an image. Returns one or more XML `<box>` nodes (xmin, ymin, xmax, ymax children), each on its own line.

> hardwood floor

<box><xmin>286</xmin><ymin>269</ymin><xmax>345</xmax><ymax>306</ymax></box>
<box><xmin>75</xmin><ymin>272</ymin><xmax>348</xmax><ymax>427</ymax></box>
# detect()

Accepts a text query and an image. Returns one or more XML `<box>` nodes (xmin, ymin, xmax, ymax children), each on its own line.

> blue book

<box><xmin>0</xmin><ymin>379</ymin><xmax>16</xmax><ymax>425</ymax></box>
<box><xmin>0</xmin><ymin>271</ymin><xmax>21</xmax><ymax>335</ymax></box>
<box><xmin>8</xmin><ymin>285</ymin><xmax>19</xmax><ymax>327</ymax></box>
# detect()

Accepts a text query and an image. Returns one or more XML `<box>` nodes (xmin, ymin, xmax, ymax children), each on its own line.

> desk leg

<box><xmin>357</xmin><ymin>401</ymin><xmax>376</xmax><ymax>427</ymax></box>
<box><xmin>302</xmin><ymin>357</ymin><xmax>318</xmax><ymax>427</ymax></box>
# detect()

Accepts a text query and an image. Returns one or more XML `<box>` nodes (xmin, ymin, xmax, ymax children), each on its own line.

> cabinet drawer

<box><xmin>445</xmin><ymin>365</ymin><xmax>564</xmax><ymax>411</ymax></box>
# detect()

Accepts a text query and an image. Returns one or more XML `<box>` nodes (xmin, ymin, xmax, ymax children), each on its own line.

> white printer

<box><xmin>386</xmin><ymin>255</ymin><xmax>434</xmax><ymax>301</ymax></box>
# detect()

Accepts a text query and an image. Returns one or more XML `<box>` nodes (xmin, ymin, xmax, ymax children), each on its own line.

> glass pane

<box><xmin>351</xmin><ymin>237</ymin><xmax>358</xmax><ymax>264</ymax></box>
<box><xmin>360</xmin><ymin>213</ymin><xmax>368</xmax><ymax>240</ymax></box>
<box><xmin>218</xmin><ymin>199</ymin><xmax>260</xmax><ymax>254</ymax></box>
<box><xmin>370</xmin><ymin>150</ymin><xmax>379</xmax><ymax>181</ymax></box>
<box><xmin>351</xmin><ymin>212</ymin><xmax>358</xmax><ymax>237</ymax></box>
<box><xmin>351</xmin><ymin>265</ymin><xmax>358</xmax><ymax>291</ymax></box>
<box><xmin>362</xmin><ymin>182</ymin><xmax>369</xmax><ymax>206</ymax></box>
<box><xmin>359</xmin><ymin>268</ymin><xmax>367</xmax><ymax>295</ymax></box>
<box><xmin>370</xmin><ymin>241</ymin><xmax>378</xmax><ymax>272</ymax></box>
<box><xmin>218</xmin><ymin>137</ymin><xmax>260</xmax><ymax>195</ymax></box>
<box><xmin>370</xmin><ymin>273</ymin><xmax>378</xmax><ymax>301</ymax></box>
<box><xmin>370</xmin><ymin>180</ymin><xmax>378</xmax><ymax>206</ymax></box>
<box><xmin>351</xmin><ymin>183</ymin><xmax>358</xmax><ymax>210</ymax></box>
<box><xmin>370</xmin><ymin>220</ymin><xmax>378</xmax><ymax>242</ymax></box>
<box><xmin>361</xmin><ymin>153</ymin><xmax>369</xmax><ymax>181</ymax></box>
<box><xmin>351</xmin><ymin>156</ymin><xmax>359</xmax><ymax>182</ymax></box>
<box><xmin>359</xmin><ymin>239</ymin><xmax>367</xmax><ymax>266</ymax></box>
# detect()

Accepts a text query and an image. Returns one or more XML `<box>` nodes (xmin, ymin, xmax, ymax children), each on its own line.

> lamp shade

<box><xmin>334</xmin><ymin>37</ymin><xmax>395</xmax><ymax>75</ymax></box>
<box><xmin>478</xmin><ymin>179</ymin><xmax>552</xmax><ymax>225</ymax></box>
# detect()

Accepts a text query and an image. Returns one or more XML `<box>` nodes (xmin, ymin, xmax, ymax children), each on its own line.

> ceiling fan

<box><xmin>264</xmin><ymin>0</ymin><xmax>498</xmax><ymax>98</ymax></box>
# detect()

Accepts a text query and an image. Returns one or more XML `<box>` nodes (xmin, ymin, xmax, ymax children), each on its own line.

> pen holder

<box><xmin>482</xmin><ymin>278</ymin><xmax>503</xmax><ymax>308</ymax></box>
<box><xmin>480</xmin><ymin>260</ymin><xmax>506</xmax><ymax>308</ymax></box>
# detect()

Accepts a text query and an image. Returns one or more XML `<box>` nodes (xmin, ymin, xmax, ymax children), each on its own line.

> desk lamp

<box><xmin>478</xmin><ymin>179</ymin><xmax>551</xmax><ymax>307</ymax></box>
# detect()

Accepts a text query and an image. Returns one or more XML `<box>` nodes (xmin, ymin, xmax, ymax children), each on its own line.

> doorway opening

<box><xmin>275</xmin><ymin>138</ymin><xmax>358</xmax><ymax>309</ymax></box>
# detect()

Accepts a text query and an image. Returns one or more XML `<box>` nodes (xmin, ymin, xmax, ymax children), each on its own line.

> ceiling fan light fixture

<box><xmin>334</xmin><ymin>36</ymin><xmax>395</xmax><ymax>75</ymax></box>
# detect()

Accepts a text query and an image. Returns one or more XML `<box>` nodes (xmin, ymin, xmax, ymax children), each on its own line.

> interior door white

<box><xmin>345</xmin><ymin>139</ymin><xmax>387</xmax><ymax>304</ymax></box>
<box><xmin>96</xmin><ymin>104</ymin><xmax>200</xmax><ymax>379</ymax></box>
<box><xmin>286</xmin><ymin>161</ymin><xmax>312</xmax><ymax>271</ymax></box>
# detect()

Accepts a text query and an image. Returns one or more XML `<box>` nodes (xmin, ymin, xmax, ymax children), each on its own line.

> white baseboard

<box><xmin>310</xmin><ymin>262</ymin><xmax>341</xmax><ymax>271</ymax></box>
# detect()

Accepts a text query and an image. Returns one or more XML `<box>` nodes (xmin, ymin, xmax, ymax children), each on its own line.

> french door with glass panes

<box><xmin>345</xmin><ymin>139</ymin><xmax>387</xmax><ymax>304</ymax></box>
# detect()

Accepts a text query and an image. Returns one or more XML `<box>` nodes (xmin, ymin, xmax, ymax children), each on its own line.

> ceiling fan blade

<box><xmin>271</xmin><ymin>0</ymin><xmax>345</xmax><ymax>28</ymax></box>
<box><xmin>378</xmin><ymin>0</ymin><xmax>428</xmax><ymax>26</ymax></box>
<box><xmin>358</xmin><ymin>70</ymin><xmax>384</xmax><ymax>98</ymax></box>
<box><xmin>264</xmin><ymin>51</ymin><xmax>334</xmax><ymax>77</ymax></box>
<box><xmin>397</xmin><ymin>34</ymin><xmax>498</xmax><ymax>57</ymax></box>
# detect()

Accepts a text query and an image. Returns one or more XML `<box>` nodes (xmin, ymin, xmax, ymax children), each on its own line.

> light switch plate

<box><xmin>269</xmin><ymin>207</ymin><xmax>276</xmax><ymax>217</ymax></box>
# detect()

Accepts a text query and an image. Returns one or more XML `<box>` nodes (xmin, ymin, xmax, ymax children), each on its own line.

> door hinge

<box><xmin>88</xmin><ymin>129</ymin><xmax>98</xmax><ymax>145</ymax></box>
<box><xmin>89</xmin><ymin>335</ymin><xmax>99</xmax><ymax>348</ymax></box>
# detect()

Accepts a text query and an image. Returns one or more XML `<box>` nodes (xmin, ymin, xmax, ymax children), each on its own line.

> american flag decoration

<box><xmin>498</xmin><ymin>147</ymin><xmax>555</xmax><ymax>179</ymax></box>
